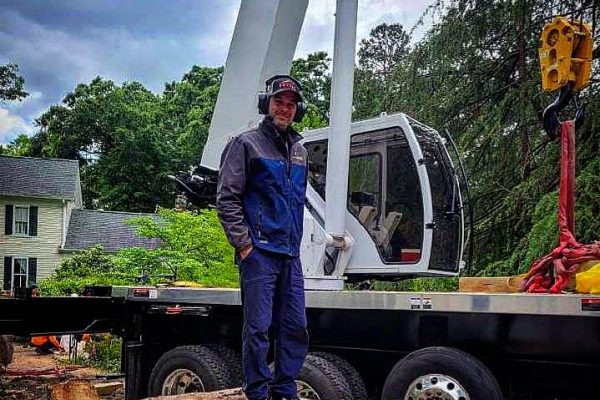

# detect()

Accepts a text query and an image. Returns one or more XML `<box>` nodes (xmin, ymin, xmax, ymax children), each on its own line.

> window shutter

<box><xmin>3</xmin><ymin>257</ymin><xmax>11</xmax><ymax>290</ymax></box>
<box><xmin>29</xmin><ymin>206</ymin><xmax>38</xmax><ymax>236</ymax></box>
<box><xmin>4</xmin><ymin>205</ymin><xmax>13</xmax><ymax>235</ymax></box>
<box><xmin>28</xmin><ymin>258</ymin><xmax>37</xmax><ymax>286</ymax></box>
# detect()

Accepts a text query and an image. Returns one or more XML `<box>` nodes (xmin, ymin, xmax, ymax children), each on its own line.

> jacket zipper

<box><xmin>257</xmin><ymin>201</ymin><xmax>263</xmax><ymax>240</ymax></box>
<box><xmin>285</xmin><ymin>141</ymin><xmax>293</xmax><ymax>255</ymax></box>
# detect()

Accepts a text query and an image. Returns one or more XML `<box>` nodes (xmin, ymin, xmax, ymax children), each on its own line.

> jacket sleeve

<box><xmin>216</xmin><ymin>137</ymin><xmax>253</xmax><ymax>250</ymax></box>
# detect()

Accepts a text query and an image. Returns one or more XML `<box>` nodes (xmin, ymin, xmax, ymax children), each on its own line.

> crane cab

<box><xmin>301</xmin><ymin>113</ymin><xmax>464</xmax><ymax>288</ymax></box>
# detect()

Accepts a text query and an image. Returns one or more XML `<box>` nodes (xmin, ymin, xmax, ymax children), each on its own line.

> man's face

<box><xmin>268</xmin><ymin>92</ymin><xmax>298</xmax><ymax>130</ymax></box>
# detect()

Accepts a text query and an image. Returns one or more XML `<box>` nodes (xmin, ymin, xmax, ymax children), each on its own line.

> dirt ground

<box><xmin>0</xmin><ymin>345</ymin><xmax>124</xmax><ymax>400</ymax></box>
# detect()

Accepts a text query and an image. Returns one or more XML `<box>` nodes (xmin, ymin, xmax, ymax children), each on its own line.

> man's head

<box><xmin>258</xmin><ymin>75</ymin><xmax>305</xmax><ymax>129</ymax></box>
<box><xmin>269</xmin><ymin>91</ymin><xmax>298</xmax><ymax>130</ymax></box>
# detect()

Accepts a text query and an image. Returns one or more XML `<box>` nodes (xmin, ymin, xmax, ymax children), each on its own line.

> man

<box><xmin>216</xmin><ymin>75</ymin><xmax>309</xmax><ymax>400</ymax></box>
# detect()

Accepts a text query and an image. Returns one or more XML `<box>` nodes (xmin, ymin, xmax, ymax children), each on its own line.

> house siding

<box><xmin>0</xmin><ymin>196</ymin><xmax>72</xmax><ymax>287</ymax></box>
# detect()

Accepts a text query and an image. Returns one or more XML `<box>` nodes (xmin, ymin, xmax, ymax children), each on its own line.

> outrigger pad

<box><xmin>168</xmin><ymin>165</ymin><xmax>218</xmax><ymax>208</ymax></box>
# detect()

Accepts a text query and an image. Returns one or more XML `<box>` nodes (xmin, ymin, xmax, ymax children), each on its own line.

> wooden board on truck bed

<box><xmin>459</xmin><ymin>276</ymin><xmax>525</xmax><ymax>293</ymax></box>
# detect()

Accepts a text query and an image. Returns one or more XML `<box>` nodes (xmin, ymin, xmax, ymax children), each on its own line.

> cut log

<box><xmin>49</xmin><ymin>379</ymin><xmax>100</xmax><ymax>400</ymax></box>
<box><xmin>0</xmin><ymin>335</ymin><xmax>14</xmax><ymax>368</ymax></box>
<box><xmin>94</xmin><ymin>381</ymin><xmax>123</xmax><ymax>396</ymax></box>
<box><xmin>459</xmin><ymin>276</ymin><xmax>524</xmax><ymax>293</ymax></box>
<box><xmin>142</xmin><ymin>388</ymin><xmax>247</xmax><ymax>400</ymax></box>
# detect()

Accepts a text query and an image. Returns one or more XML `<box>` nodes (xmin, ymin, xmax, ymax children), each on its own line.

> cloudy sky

<box><xmin>0</xmin><ymin>0</ymin><xmax>435</xmax><ymax>145</ymax></box>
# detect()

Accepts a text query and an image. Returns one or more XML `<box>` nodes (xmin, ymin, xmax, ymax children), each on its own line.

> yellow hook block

<box><xmin>539</xmin><ymin>16</ymin><xmax>593</xmax><ymax>92</ymax></box>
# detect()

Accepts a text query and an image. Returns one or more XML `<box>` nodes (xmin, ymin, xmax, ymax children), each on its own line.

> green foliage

<box><xmin>0</xmin><ymin>134</ymin><xmax>32</xmax><ymax>156</ymax></box>
<box><xmin>291</xmin><ymin>51</ymin><xmax>331</xmax><ymax>122</ymax></box>
<box><xmin>163</xmin><ymin>66</ymin><xmax>223</xmax><ymax>165</ymax></box>
<box><xmin>0</xmin><ymin>63</ymin><xmax>28</xmax><ymax>102</ymax></box>
<box><xmin>40</xmin><ymin>209</ymin><xmax>238</xmax><ymax>295</ymax></box>
<box><xmin>38</xmin><ymin>246</ymin><xmax>134</xmax><ymax>296</ymax></box>
<box><xmin>349</xmin><ymin>0</ymin><xmax>600</xmax><ymax>277</ymax></box>
<box><xmin>28</xmin><ymin>78</ymin><xmax>182</xmax><ymax>211</ymax></box>
<box><xmin>349</xmin><ymin>277</ymin><xmax>458</xmax><ymax>292</ymax></box>
<box><xmin>69</xmin><ymin>335</ymin><xmax>122</xmax><ymax>373</ymax></box>
<box><xmin>21</xmin><ymin>1</ymin><xmax>600</xmax><ymax>283</ymax></box>
<box><xmin>358</xmin><ymin>23</ymin><xmax>411</xmax><ymax>77</ymax></box>
<box><xmin>482</xmin><ymin>157</ymin><xmax>600</xmax><ymax>276</ymax></box>
<box><xmin>118</xmin><ymin>208</ymin><xmax>238</xmax><ymax>287</ymax></box>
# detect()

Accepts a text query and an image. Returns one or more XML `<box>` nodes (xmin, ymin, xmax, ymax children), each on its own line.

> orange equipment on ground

<box><xmin>30</xmin><ymin>335</ymin><xmax>62</xmax><ymax>352</ymax></box>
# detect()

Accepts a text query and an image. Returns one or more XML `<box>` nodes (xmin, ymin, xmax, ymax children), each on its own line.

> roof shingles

<box><xmin>64</xmin><ymin>209</ymin><xmax>161</xmax><ymax>252</ymax></box>
<box><xmin>0</xmin><ymin>156</ymin><xmax>79</xmax><ymax>200</ymax></box>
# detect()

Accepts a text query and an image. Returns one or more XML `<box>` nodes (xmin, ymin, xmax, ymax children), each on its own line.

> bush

<box><xmin>348</xmin><ymin>277</ymin><xmax>458</xmax><ymax>292</ymax></box>
<box><xmin>39</xmin><ymin>208</ymin><xmax>238</xmax><ymax>296</ymax></box>
<box><xmin>69</xmin><ymin>335</ymin><xmax>122</xmax><ymax>373</ymax></box>
<box><xmin>119</xmin><ymin>208</ymin><xmax>238</xmax><ymax>287</ymax></box>
<box><xmin>39</xmin><ymin>245</ymin><xmax>136</xmax><ymax>296</ymax></box>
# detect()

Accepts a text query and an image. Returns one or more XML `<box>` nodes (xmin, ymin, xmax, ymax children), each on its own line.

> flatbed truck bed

<box><xmin>1</xmin><ymin>287</ymin><xmax>599</xmax><ymax>399</ymax></box>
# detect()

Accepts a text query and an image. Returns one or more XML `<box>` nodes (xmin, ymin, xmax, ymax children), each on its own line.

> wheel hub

<box><xmin>404</xmin><ymin>374</ymin><xmax>469</xmax><ymax>400</ymax></box>
<box><xmin>162</xmin><ymin>368</ymin><xmax>205</xmax><ymax>395</ymax></box>
<box><xmin>296</xmin><ymin>379</ymin><xmax>321</xmax><ymax>400</ymax></box>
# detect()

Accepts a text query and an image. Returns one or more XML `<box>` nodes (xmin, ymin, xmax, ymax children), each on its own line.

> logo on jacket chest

<box><xmin>291</xmin><ymin>148</ymin><xmax>305</xmax><ymax>164</ymax></box>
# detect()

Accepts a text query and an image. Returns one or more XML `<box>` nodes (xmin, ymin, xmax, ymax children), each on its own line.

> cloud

<box><xmin>0</xmin><ymin>107</ymin><xmax>33</xmax><ymax>144</ymax></box>
<box><xmin>297</xmin><ymin>0</ymin><xmax>433</xmax><ymax>58</ymax></box>
<box><xmin>0</xmin><ymin>0</ymin><xmax>239</xmax><ymax>137</ymax></box>
<box><xmin>0</xmin><ymin>0</ymin><xmax>433</xmax><ymax>140</ymax></box>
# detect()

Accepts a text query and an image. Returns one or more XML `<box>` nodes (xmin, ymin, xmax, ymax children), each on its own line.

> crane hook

<box><xmin>542</xmin><ymin>84</ymin><xmax>586</xmax><ymax>138</ymax></box>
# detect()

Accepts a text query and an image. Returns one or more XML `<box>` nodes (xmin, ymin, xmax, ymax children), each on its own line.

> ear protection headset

<box><xmin>258</xmin><ymin>75</ymin><xmax>307</xmax><ymax>122</ymax></box>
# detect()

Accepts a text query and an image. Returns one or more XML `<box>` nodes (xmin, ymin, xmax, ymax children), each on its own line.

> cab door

<box><xmin>408</xmin><ymin>117</ymin><xmax>464</xmax><ymax>273</ymax></box>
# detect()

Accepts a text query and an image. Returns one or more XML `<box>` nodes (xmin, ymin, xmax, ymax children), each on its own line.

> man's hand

<box><xmin>240</xmin><ymin>245</ymin><xmax>253</xmax><ymax>261</ymax></box>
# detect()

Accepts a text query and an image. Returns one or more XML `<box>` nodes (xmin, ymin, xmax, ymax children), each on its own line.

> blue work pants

<box><xmin>240</xmin><ymin>248</ymin><xmax>309</xmax><ymax>400</ymax></box>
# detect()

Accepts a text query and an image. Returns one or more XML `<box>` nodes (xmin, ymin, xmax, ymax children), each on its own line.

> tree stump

<box><xmin>0</xmin><ymin>335</ymin><xmax>14</xmax><ymax>368</ymax></box>
<box><xmin>142</xmin><ymin>388</ymin><xmax>248</xmax><ymax>400</ymax></box>
<box><xmin>48</xmin><ymin>379</ymin><xmax>100</xmax><ymax>400</ymax></box>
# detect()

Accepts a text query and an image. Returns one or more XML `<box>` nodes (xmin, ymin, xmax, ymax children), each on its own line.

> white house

<box><xmin>0</xmin><ymin>155</ymin><xmax>159</xmax><ymax>291</ymax></box>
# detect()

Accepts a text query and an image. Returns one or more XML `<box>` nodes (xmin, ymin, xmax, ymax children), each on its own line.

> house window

<box><xmin>12</xmin><ymin>257</ymin><xmax>28</xmax><ymax>289</ymax></box>
<box><xmin>14</xmin><ymin>206</ymin><xmax>29</xmax><ymax>235</ymax></box>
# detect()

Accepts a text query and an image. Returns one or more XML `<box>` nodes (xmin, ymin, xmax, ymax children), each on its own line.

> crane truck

<box><xmin>1</xmin><ymin>1</ymin><xmax>599</xmax><ymax>399</ymax></box>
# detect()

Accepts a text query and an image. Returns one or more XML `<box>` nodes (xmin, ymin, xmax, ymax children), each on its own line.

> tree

<box><xmin>39</xmin><ymin>209</ymin><xmax>238</xmax><ymax>295</ymax></box>
<box><xmin>290</xmin><ymin>51</ymin><xmax>331</xmax><ymax>130</ymax></box>
<box><xmin>0</xmin><ymin>134</ymin><xmax>31</xmax><ymax>156</ymax></box>
<box><xmin>0</xmin><ymin>64</ymin><xmax>28</xmax><ymax>102</ymax></box>
<box><xmin>117</xmin><ymin>208</ymin><xmax>237</xmax><ymax>287</ymax></box>
<box><xmin>358</xmin><ymin>23</ymin><xmax>410</xmax><ymax>78</ymax></box>
<box><xmin>38</xmin><ymin>245</ymin><xmax>133</xmax><ymax>296</ymax></box>
<box><xmin>162</xmin><ymin>66</ymin><xmax>223</xmax><ymax>165</ymax></box>
<box><xmin>386</xmin><ymin>0</ymin><xmax>600</xmax><ymax>275</ymax></box>
<box><xmin>354</xmin><ymin>23</ymin><xmax>411</xmax><ymax>119</ymax></box>
<box><xmin>30</xmin><ymin>78</ymin><xmax>182</xmax><ymax>211</ymax></box>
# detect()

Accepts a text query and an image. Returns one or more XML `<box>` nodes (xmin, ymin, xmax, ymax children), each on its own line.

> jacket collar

<box><xmin>259</xmin><ymin>116</ymin><xmax>303</xmax><ymax>145</ymax></box>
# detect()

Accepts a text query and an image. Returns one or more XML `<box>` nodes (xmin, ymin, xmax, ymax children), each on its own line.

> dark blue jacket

<box><xmin>216</xmin><ymin>117</ymin><xmax>308</xmax><ymax>257</ymax></box>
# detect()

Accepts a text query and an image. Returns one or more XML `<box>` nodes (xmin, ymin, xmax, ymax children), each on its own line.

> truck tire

<box><xmin>147</xmin><ymin>345</ymin><xmax>235</xmax><ymax>396</ymax></box>
<box><xmin>296</xmin><ymin>354</ymin><xmax>353</xmax><ymax>400</ymax></box>
<box><xmin>382</xmin><ymin>347</ymin><xmax>503</xmax><ymax>400</ymax></box>
<box><xmin>204</xmin><ymin>344</ymin><xmax>243</xmax><ymax>387</ymax></box>
<box><xmin>311</xmin><ymin>352</ymin><xmax>368</xmax><ymax>400</ymax></box>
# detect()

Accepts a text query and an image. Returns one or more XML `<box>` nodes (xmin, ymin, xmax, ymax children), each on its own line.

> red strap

<box><xmin>558</xmin><ymin>121</ymin><xmax>576</xmax><ymax>246</ymax></box>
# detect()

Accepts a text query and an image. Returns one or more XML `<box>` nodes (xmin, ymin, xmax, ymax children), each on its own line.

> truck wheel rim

<box><xmin>404</xmin><ymin>374</ymin><xmax>469</xmax><ymax>400</ymax></box>
<box><xmin>162</xmin><ymin>368</ymin><xmax>205</xmax><ymax>394</ymax></box>
<box><xmin>296</xmin><ymin>380</ymin><xmax>321</xmax><ymax>400</ymax></box>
